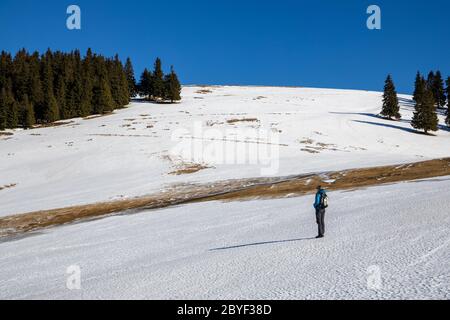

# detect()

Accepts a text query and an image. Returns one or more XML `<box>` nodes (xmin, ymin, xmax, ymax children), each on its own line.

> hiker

<box><xmin>313</xmin><ymin>186</ymin><xmax>328</xmax><ymax>238</ymax></box>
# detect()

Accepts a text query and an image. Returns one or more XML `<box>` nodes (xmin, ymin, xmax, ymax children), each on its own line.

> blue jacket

<box><xmin>314</xmin><ymin>189</ymin><xmax>327</xmax><ymax>209</ymax></box>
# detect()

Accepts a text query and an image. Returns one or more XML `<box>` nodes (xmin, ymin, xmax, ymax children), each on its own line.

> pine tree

<box><xmin>19</xmin><ymin>95</ymin><xmax>35</xmax><ymax>129</ymax></box>
<box><xmin>107</xmin><ymin>55</ymin><xmax>130</xmax><ymax>109</ymax></box>
<box><xmin>92</xmin><ymin>59</ymin><xmax>115</xmax><ymax>114</ymax></box>
<box><xmin>139</xmin><ymin>68</ymin><xmax>152</xmax><ymax>98</ymax></box>
<box><xmin>413</xmin><ymin>72</ymin><xmax>423</xmax><ymax>103</ymax></box>
<box><xmin>124</xmin><ymin>57</ymin><xmax>137</xmax><ymax>97</ymax></box>
<box><xmin>0</xmin><ymin>51</ymin><xmax>13</xmax><ymax>90</ymax></box>
<box><xmin>447</xmin><ymin>77</ymin><xmax>450</xmax><ymax>106</ymax></box>
<box><xmin>118</xmin><ymin>66</ymin><xmax>130</xmax><ymax>106</ymax></box>
<box><xmin>381</xmin><ymin>75</ymin><xmax>401</xmax><ymax>120</ymax></box>
<box><xmin>68</xmin><ymin>54</ymin><xmax>84</xmax><ymax>118</ymax></box>
<box><xmin>2</xmin><ymin>82</ymin><xmax>18</xmax><ymax>129</ymax></box>
<box><xmin>108</xmin><ymin>57</ymin><xmax>121</xmax><ymax>109</ymax></box>
<box><xmin>28</xmin><ymin>52</ymin><xmax>44</xmax><ymax>121</ymax></box>
<box><xmin>411</xmin><ymin>89</ymin><xmax>439</xmax><ymax>134</ymax></box>
<box><xmin>56</xmin><ymin>76</ymin><xmax>69</xmax><ymax>119</ymax></box>
<box><xmin>426</xmin><ymin>71</ymin><xmax>435</xmax><ymax>89</ymax></box>
<box><xmin>41</xmin><ymin>51</ymin><xmax>60</xmax><ymax>123</ymax></box>
<box><xmin>432</xmin><ymin>71</ymin><xmax>446</xmax><ymax>108</ymax></box>
<box><xmin>80</xmin><ymin>50</ymin><xmax>94</xmax><ymax>117</ymax></box>
<box><xmin>446</xmin><ymin>77</ymin><xmax>450</xmax><ymax>126</ymax></box>
<box><xmin>12</xmin><ymin>49</ymin><xmax>30</xmax><ymax>101</ymax></box>
<box><xmin>152</xmin><ymin>57</ymin><xmax>165</xmax><ymax>100</ymax></box>
<box><xmin>97</xmin><ymin>78</ymin><xmax>115</xmax><ymax>114</ymax></box>
<box><xmin>0</xmin><ymin>88</ymin><xmax>8</xmax><ymax>130</ymax></box>
<box><xmin>164</xmin><ymin>66</ymin><xmax>182</xmax><ymax>103</ymax></box>
<box><xmin>413</xmin><ymin>74</ymin><xmax>427</xmax><ymax>105</ymax></box>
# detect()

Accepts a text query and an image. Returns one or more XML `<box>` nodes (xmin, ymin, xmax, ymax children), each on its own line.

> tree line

<box><xmin>381</xmin><ymin>71</ymin><xmax>450</xmax><ymax>134</ymax></box>
<box><xmin>0</xmin><ymin>49</ymin><xmax>181</xmax><ymax>131</ymax></box>
<box><xmin>136</xmin><ymin>57</ymin><xmax>181</xmax><ymax>103</ymax></box>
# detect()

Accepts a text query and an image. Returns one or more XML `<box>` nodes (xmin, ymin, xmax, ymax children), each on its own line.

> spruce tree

<box><xmin>97</xmin><ymin>77</ymin><xmax>115</xmax><ymax>114</ymax></box>
<box><xmin>432</xmin><ymin>71</ymin><xmax>446</xmax><ymax>108</ymax></box>
<box><xmin>12</xmin><ymin>49</ymin><xmax>30</xmax><ymax>101</ymax></box>
<box><xmin>139</xmin><ymin>68</ymin><xmax>152</xmax><ymax>98</ymax></box>
<box><xmin>0</xmin><ymin>88</ymin><xmax>7</xmax><ymax>130</ymax></box>
<box><xmin>41</xmin><ymin>52</ymin><xmax>60</xmax><ymax>123</ymax></box>
<box><xmin>108</xmin><ymin>56</ymin><xmax>122</xmax><ymax>109</ymax></box>
<box><xmin>152</xmin><ymin>57</ymin><xmax>165</xmax><ymax>100</ymax></box>
<box><xmin>108</xmin><ymin>55</ymin><xmax>130</xmax><ymax>108</ymax></box>
<box><xmin>80</xmin><ymin>50</ymin><xmax>94</xmax><ymax>117</ymax></box>
<box><xmin>19</xmin><ymin>95</ymin><xmax>35</xmax><ymax>129</ymax></box>
<box><xmin>0</xmin><ymin>51</ymin><xmax>13</xmax><ymax>90</ymax></box>
<box><xmin>56</xmin><ymin>77</ymin><xmax>69</xmax><ymax>119</ymax></box>
<box><xmin>119</xmin><ymin>67</ymin><xmax>130</xmax><ymax>106</ymax></box>
<box><xmin>3</xmin><ymin>82</ymin><xmax>18</xmax><ymax>128</ymax></box>
<box><xmin>413</xmin><ymin>72</ymin><xmax>423</xmax><ymax>103</ymax></box>
<box><xmin>164</xmin><ymin>66</ymin><xmax>182</xmax><ymax>103</ymax></box>
<box><xmin>28</xmin><ymin>52</ymin><xmax>44</xmax><ymax>121</ymax></box>
<box><xmin>381</xmin><ymin>75</ymin><xmax>401</xmax><ymax>120</ymax></box>
<box><xmin>124</xmin><ymin>57</ymin><xmax>137</xmax><ymax>97</ymax></box>
<box><xmin>411</xmin><ymin>89</ymin><xmax>439</xmax><ymax>134</ymax></box>
<box><xmin>92</xmin><ymin>60</ymin><xmax>115</xmax><ymax>114</ymax></box>
<box><xmin>413</xmin><ymin>75</ymin><xmax>427</xmax><ymax>105</ymax></box>
<box><xmin>68</xmin><ymin>63</ymin><xmax>84</xmax><ymax>117</ymax></box>
<box><xmin>426</xmin><ymin>71</ymin><xmax>435</xmax><ymax>90</ymax></box>
<box><xmin>446</xmin><ymin>77</ymin><xmax>450</xmax><ymax>126</ymax></box>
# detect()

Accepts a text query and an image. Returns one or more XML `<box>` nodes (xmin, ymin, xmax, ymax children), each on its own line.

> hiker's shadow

<box><xmin>210</xmin><ymin>237</ymin><xmax>316</xmax><ymax>251</ymax></box>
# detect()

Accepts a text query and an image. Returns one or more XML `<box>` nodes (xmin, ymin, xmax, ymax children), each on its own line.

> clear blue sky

<box><xmin>0</xmin><ymin>0</ymin><xmax>449</xmax><ymax>93</ymax></box>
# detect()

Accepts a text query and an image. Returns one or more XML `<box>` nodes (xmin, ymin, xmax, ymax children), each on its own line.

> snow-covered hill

<box><xmin>1</xmin><ymin>86</ymin><xmax>449</xmax><ymax>217</ymax></box>
<box><xmin>1</xmin><ymin>176</ymin><xmax>449</xmax><ymax>300</ymax></box>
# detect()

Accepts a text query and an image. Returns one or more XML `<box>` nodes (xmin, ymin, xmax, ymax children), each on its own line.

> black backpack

<box><xmin>320</xmin><ymin>193</ymin><xmax>329</xmax><ymax>209</ymax></box>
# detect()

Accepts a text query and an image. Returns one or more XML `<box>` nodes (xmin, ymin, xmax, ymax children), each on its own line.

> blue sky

<box><xmin>0</xmin><ymin>0</ymin><xmax>449</xmax><ymax>93</ymax></box>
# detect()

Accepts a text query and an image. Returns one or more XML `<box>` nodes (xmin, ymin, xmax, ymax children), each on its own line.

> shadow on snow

<box><xmin>210</xmin><ymin>237</ymin><xmax>316</xmax><ymax>251</ymax></box>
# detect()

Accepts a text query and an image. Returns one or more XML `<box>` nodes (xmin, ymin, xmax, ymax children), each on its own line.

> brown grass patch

<box><xmin>0</xmin><ymin>132</ymin><xmax>13</xmax><ymax>137</ymax></box>
<box><xmin>227</xmin><ymin>118</ymin><xmax>259</xmax><ymax>124</ymax></box>
<box><xmin>34</xmin><ymin>121</ymin><xmax>74</xmax><ymax>128</ymax></box>
<box><xmin>301</xmin><ymin>148</ymin><xmax>320</xmax><ymax>154</ymax></box>
<box><xmin>1</xmin><ymin>158</ymin><xmax>449</xmax><ymax>238</ymax></box>
<box><xmin>201</xmin><ymin>158</ymin><xmax>450</xmax><ymax>202</ymax></box>
<box><xmin>196</xmin><ymin>89</ymin><xmax>213</xmax><ymax>94</ymax></box>
<box><xmin>169</xmin><ymin>163</ymin><xmax>211</xmax><ymax>175</ymax></box>
<box><xmin>0</xmin><ymin>183</ymin><xmax>17</xmax><ymax>191</ymax></box>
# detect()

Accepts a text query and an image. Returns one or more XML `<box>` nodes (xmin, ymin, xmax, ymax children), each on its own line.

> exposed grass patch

<box><xmin>169</xmin><ymin>163</ymin><xmax>211</xmax><ymax>175</ymax></box>
<box><xmin>1</xmin><ymin>158</ymin><xmax>449</xmax><ymax>238</ymax></box>
<box><xmin>34</xmin><ymin>121</ymin><xmax>74</xmax><ymax>128</ymax></box>
<box><xmin>227</xmin><ymin>118</ymin><xmax>259</xmax><ymax>124</ymax></box>
<box><xmin>0</xmin><ymin>183</ymin><xmax>17</xmax><ymax>191</ymax></box>
<box><xmin>196</xmin><ymin>89</ymin><xmax>213</xmax><ymax>94</ymax></box>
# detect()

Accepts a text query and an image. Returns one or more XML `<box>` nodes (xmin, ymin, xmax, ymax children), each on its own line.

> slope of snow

<box><xmin>1</xmin><ymin>86</ymin><xmax>449</xmax><ymax>216</ymax></box>
<box><xmin>0</xmin><ymin>177</ymin><xmax>449</xmax><ymax>300</ymax></box>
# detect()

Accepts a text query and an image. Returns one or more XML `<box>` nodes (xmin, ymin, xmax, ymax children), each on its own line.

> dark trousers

<box><xmin>316</xmin><ymin>208</ymin><xmax>326</xmax><ymax>237</ymax></box>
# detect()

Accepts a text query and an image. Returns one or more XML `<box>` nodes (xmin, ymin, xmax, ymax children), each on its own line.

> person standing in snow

<box><xmin>313</xmin><ymin>186</ymin><xmax>328</xmax><ymax>239</ymax></box>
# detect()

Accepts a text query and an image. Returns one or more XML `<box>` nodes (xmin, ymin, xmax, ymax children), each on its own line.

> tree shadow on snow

<box><xmin>210</xmin><ymin>237</ymin><xmax>316</xmax><ymax>251</ymax></box>
<box><xmin>398</xmin><ymin>97</ymin><xmax>415</xmax><ymax>108</ymax></box>
<box><xmin>329</xmin><ymin>111</ymin><xmax>382</xmax><ymax>119</ymax></box>
<box><xmin>352</xmin><ymin>120</ymin><xmax>420</xmax><ymax>134</ymax></box>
